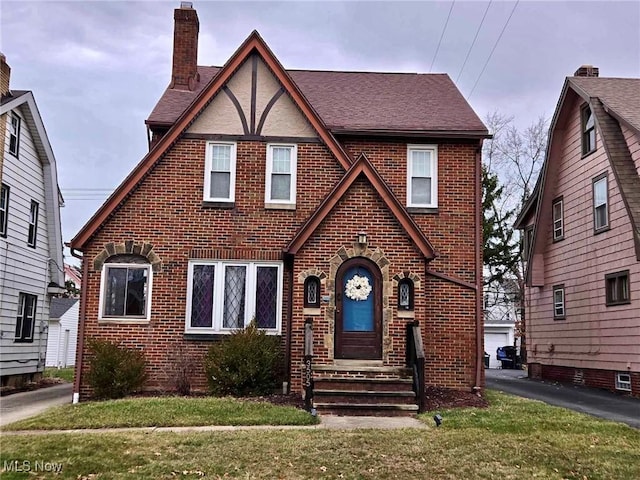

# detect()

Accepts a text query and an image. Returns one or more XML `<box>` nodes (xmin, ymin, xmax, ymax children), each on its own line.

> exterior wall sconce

<box><xmin>357</xmin><ymin>232</ymin><xmax>367</xmax><ymax>245</ymax></box>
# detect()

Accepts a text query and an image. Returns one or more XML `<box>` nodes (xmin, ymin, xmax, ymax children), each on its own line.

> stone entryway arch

<box><xmin>325</xmin><ymin>244</ymin><xmax>392</xmax><ymax>362</ymax></box>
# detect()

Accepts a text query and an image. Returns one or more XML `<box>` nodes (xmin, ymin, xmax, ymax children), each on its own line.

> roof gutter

<box><xmin>330</xmin><ymin>128</ymin><xmax>492</xmax><ymax>140</ymax></box>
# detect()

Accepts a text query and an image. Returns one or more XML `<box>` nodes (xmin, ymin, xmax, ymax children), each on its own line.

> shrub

<box><xmin>204</xmin><ymin>322</ymin><xmax>282</xmax><ymax>396</ymax></box>
<box><xmin>86</xmin><ymin>338</ymin><xmax>147</xmax><ymax>399</ymax></box>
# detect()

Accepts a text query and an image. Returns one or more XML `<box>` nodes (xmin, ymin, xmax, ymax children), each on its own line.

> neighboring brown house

<box><xmin>516</xmin><ymin>65</ymin><xmax>640</xmax><ymax>397</ymax></box>
<box><xmin>70</xmin><ymin>4</ymin><xmax>489</xmax><ymax>413</ymax></box>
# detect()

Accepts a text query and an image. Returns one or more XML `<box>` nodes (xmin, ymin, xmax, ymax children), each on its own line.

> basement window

<box><xmin>615</xmin><ymin>372</ymin><xmax>631</xmax><ymax>392</ymax></box>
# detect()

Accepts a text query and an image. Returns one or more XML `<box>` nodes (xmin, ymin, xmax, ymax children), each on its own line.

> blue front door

<box><xmin>335</xmin><ymin>258</ymin><xmax>382</xmax><ymax>359</ymax></box>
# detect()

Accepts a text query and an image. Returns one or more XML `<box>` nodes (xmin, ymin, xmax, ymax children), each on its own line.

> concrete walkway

<box><xmin>1</xmin><ymin>415</ymin><xmax>426</xmax><ymax>435</ymax></box>
<box><xmin>0</xmin><ymin>383</ymin><xmax>73</xmax><ymax>427</ymax></box>
<box><xmin>486</xmin><ymin>368</ymin><xmax>640</xmax><ymax>429</ymax></box>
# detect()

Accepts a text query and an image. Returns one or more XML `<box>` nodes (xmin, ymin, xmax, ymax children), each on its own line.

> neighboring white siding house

<box><xmin>46</xmin><ymin>298</ymin><xmax>79</xmax><ymax>368</ymax></box>
<box><xmin>0</xmin><ymin>55</ymin><xmax>65</xmax><ymax>385</ymax></box>
<box><xmin>483</xmin><ymin>279</ymin><xmax>519</xmax><ymax>368</ymax></box>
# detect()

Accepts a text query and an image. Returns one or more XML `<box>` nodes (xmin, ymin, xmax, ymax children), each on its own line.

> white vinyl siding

<box><xmin>204</xmin><ymin>142</ymin><xmax>236</xmax><ymax>202</ymax></box>
<box><xmin>265</xmin><ymin>144</ymin><xmax>297</xmax><ymax>205</ymax></box>
<box><xmin>407</xmin><ymin>145</ymin><xmax>438</xmax><ymax>208</ymax></box>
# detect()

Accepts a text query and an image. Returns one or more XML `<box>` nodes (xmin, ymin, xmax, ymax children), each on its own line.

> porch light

<box><xmin>357</xmin><ymin>232</ymin><xmax>367</xmax><ymax>245</ymax></box>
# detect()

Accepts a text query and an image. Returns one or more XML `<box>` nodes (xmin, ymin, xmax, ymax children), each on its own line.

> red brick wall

<box><xmin>78</xmin><ymin>135</ymin><xmax>480</xmax><ymax>398</ymax></box>
<box><xmin>529</xmin><ymin>363</ymin><xmax>640</xmax><ymax>397</ymax></box>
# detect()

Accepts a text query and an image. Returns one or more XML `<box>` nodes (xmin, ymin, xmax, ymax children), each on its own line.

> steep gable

<box><xmin>71</xmin><ymin>31</ymin><xmax>353</xmax><ymax>250</ymax></box>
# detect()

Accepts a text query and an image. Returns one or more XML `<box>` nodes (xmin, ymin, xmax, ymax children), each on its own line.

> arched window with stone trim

<box><xmin>397</xmin><ymin>278</ymin><xmax>414</xmax><ymax>311</ymax></box>
<box><xmin>304</xmin><ymin>276</ymin><xmax>321</xmax><ymax>308</ymax></box>
<box><xmin>99</xmin><ymin>254</ymin><xmax>153</xmax><ymax>321</ymax></box>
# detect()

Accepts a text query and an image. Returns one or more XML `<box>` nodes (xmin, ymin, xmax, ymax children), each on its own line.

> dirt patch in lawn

<box><xmin>0</xmin><ymin>377</ymin><xmax>67</xmax><ymax>397</ymax></box>
<box><xmin>424</xmin><ymin>386</ymin><xmax>488</xmax><ymax>411</ymax></box>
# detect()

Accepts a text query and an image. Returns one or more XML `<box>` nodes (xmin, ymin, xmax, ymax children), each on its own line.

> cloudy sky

<box><xmin>1</xmin><ymin>0</ymin><xmax>639</xmax><ymax>261</ymax></box>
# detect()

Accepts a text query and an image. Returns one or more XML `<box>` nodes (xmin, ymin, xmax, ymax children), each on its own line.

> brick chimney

<box><xmin>170</xmin><ymin>2</ymin><xmax>200</xmax><ymax>91</ymax></box>
<box><xmin>574</xmin><ymin>65</ymin><xmax>599</xmax><ymax>78</ymax></box>
<box><xmin>1</xmin><ymin>52</ymin><xmax>11</xmax><ymax>96</ymax></box>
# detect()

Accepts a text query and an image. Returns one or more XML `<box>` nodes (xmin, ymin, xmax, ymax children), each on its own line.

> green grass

<box><xmin>43</xmin><ymin>367</ymin><xmax>74</xmax><ymax>383</ymax></box>
<box><xmin>2</xmin><ymin>396</ymin><xmax>318</xmax><ymax>430</ymax></box>
<box><xmin>1</xmin><ymin>391</ymin><xmax>638</xmax><ymax>479</ymax></box>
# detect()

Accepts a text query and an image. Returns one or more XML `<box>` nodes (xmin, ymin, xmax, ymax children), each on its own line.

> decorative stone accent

<box><xmin>93</xmin><ymin>241</ymin><xmax>162</xmax><ymax>273</ymax></box>
<box><xmin>297</xmin><ymin>268</ymin><xmax>328</xmax><ymax>284</ymax></box>
<box><xmin>392</xmin><ymin>271</ymin><xmax>422</xmax><ymax>289</ymax></box>
<box><xmin>326</xmin><ymin>245</ymin><xmax>394</xmax><ymax>362</ymax></box>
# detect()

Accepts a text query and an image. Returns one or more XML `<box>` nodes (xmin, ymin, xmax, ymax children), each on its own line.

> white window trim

<box><xmin>98</xmin><ymin>263</ymin><xmax>153</xmax><ymax>322</ymax></box>
<box><xmin>406</xmin><ymin>144</ymin><xmax>438</xmax><ymax>208</ymax></box>
<box><xmin>185</xmin><ymin>260</ymin><xmax>283</xmax><ymax>335</ymax></box>
<box><xmin>553</xmin><ymin>285</ymin><xmax>565</xmax><ymax>318</ymax></box>
<box><xmin>615</xmin><ymin>372</ymin><xmax>632</xmax><ymax>392</ymax></box>
<box><xmin>9</xmin><ymin>113</ymin><xmax>20</xmax><ymax>156</ymax></box>
<box><xmin>552</xmin><ymin>198</ymin><xmax>563</xmax><ymax>240</ymax></box>
<box><xmin>265</xmin><ymin>143</ymin><xmax>297</xmax><ymax>205</ymax></box>
<box><xmin>203</xmin><ymin>141</ymin><xmax>236</xmax><ymax>203</ymax></box>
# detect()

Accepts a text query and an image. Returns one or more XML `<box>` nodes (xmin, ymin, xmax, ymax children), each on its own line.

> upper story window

<box><xmin>15</xmin><ymin>293</ymin><xmax>37</xmax><ymax>343</ymax></box>
<box><xmin>522</xmin><ymin>226</ymin><xmax>534</xmax><ymax>260</ymax></box>
<box><xmin>204</xmin><ymin>142</ymin><xmax>236</xmax><ymax>202</ymax></box>
<box><xmin>593</xmin><ymin>174</ymin><xmax>609</xmax><ymax>232</ymax></box>
<box><xmin>27</xmin><ymin>201</ymin><xmax>39</xmax><ymax>248</ymax></box>
<box><xmin>553</xmin><ymin>284</ymin><xmax>565</xmax><ymax>319</ymax></box>
<box><xmin>304</xmin><ymin>276</ymin><xmax>321</xmax><ymax>308</ymax></box>
<box><xmin>407</xmin><ymin>145</ymin><xmax>438</xmax><ymax>208</ymax></box>
<box><xmin>552</xmin><ymin>197</ymin><xmax>564</xmax><ymax>241</ymax></box>
<box><xmin>0</xmin><ymin>184</ymin><xmax>9</xmax><ymax>237</ymax></box>
<box><xmin>265</xmin><ymin>144</ymin><xmax>297</xmax><ymax>205</ymax></box>
<box><xmin>397</xmin><ymin>278</ymin><xmax>414</xmax><ymax>311</ymax></box>
<box><xmin>186</xmin><ymin>260</ymin><xmax>282</xmax><ymax>334</ymax></box>
<box><xmin>99</xmin><ymin>256</ymin><xmax>152</xmax><ymax>321</ymax></box>
<box><xmin>581</xmin><ymin>105</ymin><xmax>596</xmax><ymax>156</ymax></box>
<box><xmin>605</xmin><ymin>270</ymin><xmax>630</xmax><ymax>306</ymax></box>
<box><xmin>9</xmin><ymin>113</ymin><xmax>21</xmax><ymax>156</ymax></box>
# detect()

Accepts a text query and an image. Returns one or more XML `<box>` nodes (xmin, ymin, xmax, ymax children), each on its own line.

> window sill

<box><xmin>14</xmin><ymin>339</ymin><xmax>34</xmax><ymax>343</ymax></box>
<box><xmin>407</xmin><ymin>207</ymin><xmax>438</xmax><ymax>214</ymax></box>
<box><xmin>98</xmin><ymin>318</ymin><xmax>150</xmax><ymax>325</ymax></box>
<box><xmin>185</xmin><ymin>331</ymin><xmax>282</xmax><ymax>340</ymax></box>
<box><xmin>606</xmin><ymin>300</ymin><xmax>631</xmax><ymax>307</ymax></box>
<box><xmin>202</xmin><ymin>201</ymin><xmax>235</xmax><ymax>209</ymax></box>
<box><xmin>264</xmin><ymin>203</ymin><xmax>296</xmax><ymax>210</ymax></box>
<box><xmin>303</xmin><ymin>307</ymin><xmax>321</xmax><ymax>316</ymax></box>
<box><xmin>594</xmin><ymin>226</ymin><xmax>610</xmax><ymax>236</ymax></box>
<box><xmin>553</xmin><ymin>316</ymin><xmax>566</xmax><ymax>321</ymax></box>
<box><xmin>581</xmin><ymin>148</ymin><xmax>596</xmax><ymax>159</ymax></box>
<box><xmin>552</xmin><ymin>236</ymin><xmax>564</xmax><ymax>243</ymax></box>
<box><xmin>397</xmin><ymin>310</ymin><xmax>415</xmax><ymax>319</ymax></box>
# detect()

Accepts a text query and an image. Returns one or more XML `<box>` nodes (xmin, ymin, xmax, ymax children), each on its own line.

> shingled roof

<box><xmin>147</xmin><ymin>66</ymin><xmax>488</xmax><ymax>135</ymax></box>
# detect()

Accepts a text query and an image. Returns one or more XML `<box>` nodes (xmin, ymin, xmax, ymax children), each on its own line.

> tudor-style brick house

<box><xmin>70</xmin><ymin>4</ymin><xmax>488</xmax><ymax>412</ymax></box>
<box><xmin>516</xmin><ymin>66</ymin><xmax>640</xmax><ymax>397</ymax></box>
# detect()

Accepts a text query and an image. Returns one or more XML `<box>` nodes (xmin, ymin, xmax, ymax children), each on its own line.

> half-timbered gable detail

<box><xmin>71</xmin><ymin>4</ymin><xmax>488</xmax><ymax>412</ymax></box>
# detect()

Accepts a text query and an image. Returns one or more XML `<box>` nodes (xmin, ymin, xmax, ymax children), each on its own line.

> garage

<box><xmin>484</xmin><ymin>331</ymin><xmax>509</xmax><ymax>369</ymax></box>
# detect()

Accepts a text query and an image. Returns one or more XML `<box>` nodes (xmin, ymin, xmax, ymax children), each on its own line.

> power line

<box><xmin>467</xmin><ymin>0</ymin><xmax>520</xmax><ymax>100</ymax></box>
<box><xmin>456</xmin><ymin>1</ymin><xmax>493</xmax><ymax>83</ymax></box>
<box><xmin>429</xmin><ymin>1</ymin><xmax>456</xmax><ymax>73</ymax></box>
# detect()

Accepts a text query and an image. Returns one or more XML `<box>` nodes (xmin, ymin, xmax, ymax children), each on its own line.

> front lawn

<box><xmin>1</xmin><ymin>391</ymin><xmax>638</xmax><ymax>479</ymax></box>
<box><xmin>2</xmin><ymin>396</ymin><xmax>318</xmax><ymax>430</ymax></box>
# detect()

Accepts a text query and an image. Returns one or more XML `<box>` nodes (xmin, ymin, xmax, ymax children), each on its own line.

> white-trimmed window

<box><xmin>204</xmin><ymin>142</ymin><xmax>236</xmax><ymax>202</ymax></box>
<box><xmin>15</xmin><ymin>293</ymin><xmax>37</xmax><ymax>343</ymax></box>
<box><xmin>593</xmin><ymin>174</ymin><xmax>608</xmax><ymax>232</ymax></box>
<box><xmin>265</xmin><ymin>144</ymin><xmax>297</xmax><ymax>205</ymax></box>
<box><xmin>615</xmin><ymin>372</ymin><xmax>631</xmax><ymax>392</ymax></box>
<box><xmin>0</xmin><ymin>184</ymin><xmax>9</xmax><ymax>237</ymax></box>
<box><xmin>553</xmin><ymin>284</ymin><xmax>565</xmax><ymax>319</ymax></box>
<box><xmin>407</xmin><ymin>145</ymin><xmax>438</xmax><ymax>208</ymax></box>
<box><xmin>9</xmin><ymin>113</ymin><xmax>20</xmax><ymax>156</ymax></box>
<box><xmin>27</xmin><ymin>201</ymin><xmax>39</xmax><ymax>248</ymax></box>
<box><xmin>552</xmin><ymin>197</ymin><xmax>564</xmax><ymax>241</ymax></box>
<box><xmin>186</xmin><ymin>260</ymin><xmax>282</xmax><ymax>334</ymax></box>
<box><xmin>99</xmin><ymin>262</ymin><xmax>152</xmax><ymax>321</ymax></box>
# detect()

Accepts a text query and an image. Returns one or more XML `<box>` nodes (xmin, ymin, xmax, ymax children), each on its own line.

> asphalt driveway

<box><xmin>0</xmin><ymin>383</ymin><xmax>73</xmax><ymax>426</ymax></box>
<box><xmin>486</xmin><ymin>368</ymin><xmax>640</xmax><ymax>429</ymax></box>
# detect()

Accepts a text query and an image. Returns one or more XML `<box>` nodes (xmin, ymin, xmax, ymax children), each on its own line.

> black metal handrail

<box><xmin>406</xmin><ymin>320</ymin><xmax>426</xmax><ymax>412</ymax></box>
<box><xmin>303</xmin><ymin>318</ymin><xmax>313</xmax><ymax>411</ymax></box>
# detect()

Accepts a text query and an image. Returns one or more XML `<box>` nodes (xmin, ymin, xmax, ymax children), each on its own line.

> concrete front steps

<box><xmin>312</xmin><ymin>364</ymin><xmax>419</xmax><ymax>417</ymax></box>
